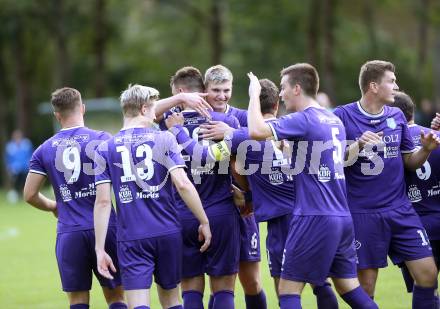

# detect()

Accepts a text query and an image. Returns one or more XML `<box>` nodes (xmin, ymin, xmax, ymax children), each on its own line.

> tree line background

<box><xmin>1</xmin><ymin>0</ymin><xmax>440</xmax><ymax>183</ymax></box>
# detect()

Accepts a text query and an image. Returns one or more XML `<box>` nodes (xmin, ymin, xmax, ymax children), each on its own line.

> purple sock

<box><xmin>133</xmin><ymin>306</ymin><xmax>149</xmax><ymax>309</ymax></box>
<box><xmin>341</xmin><ymin>286</ymin><xmax>378</xmax><ymax>308</ymax></box>
<box><xmin>245</xmin><ymin>291</ymin><xmax>267</xmax><ymax>309</ymax></box>
<box><xmin>413</xmin><ymin>285</ymin><xmax>437</xmax><ymax>309</ymax></box>
<box><xmin>109</xmin><ymin>302</ymin><xmax>127</xmax><ymax>309</ymax></box>
<box><xmin>168</xmin><ymin>306</ymin><xmax>183</xmax><ymax>309</ymax></box>
<box><xmin>213</xmin><ymin>290</ymin><xmax>234</xmax><ymax>309</ymax></box>
<box><xmin>313</xmin><ymin>283</ymin><xmax>339</xmax><ymax>309</ymax></box>
<box><xmin>71</xmin><ymin>305</ymin><xmax>89</xmax><ymax>309</ymax></box>
<box><xmin>182</xmin><ymin>290</ymin><xmax>203</xmax><ymax>309</ymax></box>
<box><xmin>279</xmin><ymin>294</ymin><xmax>301</xmax><ymax>309</ymax></box>
<box><xmin>208</xmin><ymin>295</ymin><xmax>214</xmax><ymax>309</ymax></box>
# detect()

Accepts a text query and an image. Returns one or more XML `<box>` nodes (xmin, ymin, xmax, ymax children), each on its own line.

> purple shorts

<box><xmin>281</xmin><ymin>215</ymin><xmax>357</xmax><ymax>286</ymax></box>
<box><xmin>352</xmin><ymin>204</ymin><xmax>433</xmax><ymax>269</ymax></box>
<box><xmin>55</xmin><ymin>227</ymin><xmax>121</xmax><ymax>292</ymax></box>
<box><xmin>266</xmin><ymin>214</ymin><xmax>292</xmax><ymax>277</ymax></box>
<box><xmin>239</xmin><ymin>214</ymin><xmax>261</xmax><ymax>262</ymax></box>
<box><xmin>117</xmin><ymin>232</ymin><xmax>182</xmax><ymax>290</ymax></box>
<box><xmin>181</xmin><ymin>213</ymin><xmax>240</xmax><ymax>277</ymax></box>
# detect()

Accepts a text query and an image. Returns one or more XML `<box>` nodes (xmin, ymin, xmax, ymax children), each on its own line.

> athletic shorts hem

<box><xmin>356</xmin><ymin>262</ymin><xmax>388</xmax><ymax>270</ymax></box>
<box><xmin>182</xmin><ymin>271</ymin><xmax>204</xmax><ymax>279</ymax></box>
<box><xmin>280</xmin><ymin>274</ymin><xmax>326</xmax><ymax>286</ymax></box>
<box><xmin>122</xmin><ymin>277</ymin><xmax>152</xmax><ymax>290</ymax></box>
<box><xmin>328</xmin><ymin>273</ymin><xmax>358</xmax><ymax>279</ymax></box>
<box><xmin>206</xmin><ymin>268</ymin><xmax>239</xmax><ymax>277</ymax></box>
<box><xmin>391</xmin><ymin>252</ymin><xmax>434</xmax><ymax>265</ymax></box>
<box><xmin>155</xmin><ymin>281</ymin><xmax>180</xmax><ymax>290</ymax></box>
<box><xmin>239</xmin><ymin>256</ymin><xmax>261</xmax><ymax>263</ymax></box>
<box><xmin>62</xmin><ymin>286</ymin><xmax>91</xmax><ymax>292</ymax></box>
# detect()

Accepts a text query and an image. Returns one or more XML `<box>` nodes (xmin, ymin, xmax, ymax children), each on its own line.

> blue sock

<box><xmin>182</xmin><ymin>290</ymin><xmax>203</xmax><ymax>309</ymax></box>
<box><xmin>168</xmin><ymin>306</ymin><xmax>183</xmax><ymax>309</ymax></box>
<box><xmin>213</xmin><ymin>290</ymin><xmax>234</xmax><ymax>309</ymax></box>
<box><xmin>208</xmin><ymin>295</ymin><xmax>214</xmax><ymax>309</ymax></box>
<box><xmin>71</xmin><ymin>305</ymin><xmax>89</xmax><ymax>309</ymax></box>
<box><xmin>279</xmin><ymin>294</ymin><xmax>301</xmax><ymax>309</ymax></box>
<box><xmin>341</xmin><ymin>286</ymin><xmax>378</xmax><ymax>308</ymax></box>
<box><xmin>313</xmin><ymin>283</ymin><xmax>339</xmax><ymax>309</ymax></box>
<box><xmin>133</xmin><ymin>306</ymin><xmax>149</xmax><ymax>309</ymax></box>
<box><xmin>413</xmin><ymin>285</ymin><xmax>437</xmax><ymax>309</ymax></box>
<box><xmin>109</xmin><ymin>302</ymin><xmax>127</xmax><ymax>309</ymax></box>
<box><xmin>245</xmin><ymin>291</ymin><xmax>267</xmax><ymax>309</ymax></box>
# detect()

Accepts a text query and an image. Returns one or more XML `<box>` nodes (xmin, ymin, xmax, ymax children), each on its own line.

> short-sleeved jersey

<box><xmin>228</xmin><ymin>120</ymin><xmax>295</xmax><ymax>222</ymax></box>
<box><xmin>95</xmin><ymin>127</ymin><xmax>185</xmax><ymax>241</ymax></box>
<box><xmin>225</xmin><ymin>105</ymin><xmax>248</xmax><ymax>127</ymax></box>
<box><xmin>166</xmin><ymin>110</ymin><xmax>240</xmax><ymax>219</ymax></box>
<box><xmin>268</xmin><ymin>107</ymin><xmax>350</xmax><ymax>216</ymax></box>
<box><xmin>405</xmin><ymin>124</ymin><xmax>440</xmax><ymax>216</ymax></box>
<box><xmin>334</xmin><ymin>102</ymin><xmax>416</xmax><ymax>213</ymax></box>
<box><xmin>29</xmin><ymin>126</ymin><xmax>117</xmax><ymax>233</ymax></box>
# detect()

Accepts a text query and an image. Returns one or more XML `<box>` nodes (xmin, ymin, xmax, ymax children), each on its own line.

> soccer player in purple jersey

<box><xmin>201</xmin><ymin>65</ymin><xmax>267</xmax><ymax>309</ymax></box>
<box><xmin>164</xmin><ymin>66</ymin><xmax>241</xmax><ymax>309</ymax></box>
<box><xmin>390</xmin><ymin>92</ymin><xmax>440</xmax><ymax>293</ymax></box>
<box><xmin>94</xmin><ymin>84</ymin><xmax>211</xmax><ymax>309</ymax></box>
<box><xmin>334</xmin><ymin>60</ymin><xmax>440</xmax><ymax>308</ymax></box>
<box><xmin>166</xmin><ymin>78</ymin><xmax>340</xmax><ymax>308</ymax></box>
<box><xmin>247</xmin><ymin>64</ymin><xmax>378</xmax><ymax>309</ymax></box>
<box><xmin>23</xmin><ymin>88</ymin><xmax>126</xmax><ymax>309</ymax></box>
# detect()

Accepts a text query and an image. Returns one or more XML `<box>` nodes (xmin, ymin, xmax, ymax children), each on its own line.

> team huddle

<box><xmin>23</xmin><ymin>61</ymin><xmax>440</xmax><ymax>309</ymax></box>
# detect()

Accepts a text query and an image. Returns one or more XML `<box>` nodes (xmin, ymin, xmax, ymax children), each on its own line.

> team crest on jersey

<box><xmin>119</xmin><ymin>185</ymin><xmax>133</xmax><ymax>203</ymax></box>
<box><xmin>318</xmin><ymin>164</ymin><xmax>331</xmax><ymax>182</ymax></box>
<box><xmin>59</xmin><ymin>184</ymin><xmax>72</xmax><ymax>202</ymax></box>
<box><xmin>408</xmin><ymin>184</ymin><xmax>422</xmax><ymax>203</ymax></box>
<box><xmin>386</xmin><ymin>117</ymin><xmax>396</xmax><ymax>129</ymax></box>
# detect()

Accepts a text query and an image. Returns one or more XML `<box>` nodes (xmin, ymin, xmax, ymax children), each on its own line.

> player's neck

<box><xmin>408</xmin><ymin>119</ymin><xmax>415</xmax><ymax>125</ymax></box>
<box><xmin>359</xmin><ymin>96</ymin><xmax>384</xmax><ymax>115</ymax></box>
<box><xmin>297</xmin><ymin>97</ymin><xmax>320</xmax><ymax>112</ymax></box>
<box><xmin>262</xmin><ymin>113</ymin><xmax>276</xmax><ymax>119</ymax></box>
<box><xmin>123</xmin><ymin>115</ymin><xmax>155</xmax><ymax>129</ymax></box>
<box><xmin>60</xmin><ymin>117</ymin><xmax>84</xmax><ymax>129</ymax></box>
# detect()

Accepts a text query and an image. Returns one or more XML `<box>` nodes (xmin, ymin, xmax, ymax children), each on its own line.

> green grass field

<box><xmin>0</xmin><ymin>192</ymin><xmax>416</xmax><ymax>308</ymax></box>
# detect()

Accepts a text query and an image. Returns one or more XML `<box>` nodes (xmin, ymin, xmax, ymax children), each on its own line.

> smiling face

<box><xmin>205</xmin><ymin>80</ymin><xmax>232</xmax><ymax>112</ymax></box>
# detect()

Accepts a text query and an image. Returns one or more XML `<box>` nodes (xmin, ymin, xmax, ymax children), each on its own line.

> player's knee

<box><xmin>413</xmin><ymin>265</ymin><xmax>438</xmax><ymax>287</ymax></box>
<box><xmin>103</xmin><ymin>286</ymin><xmax>125</xmax><ymax>304</ymax></box>
<box><xmin>359</xmin><ymin>280</ymin><xmax>376</xmax><ymax>297</ymax></box>
<box><xmin>241</xmin><ymin>278</ymin><xmax>262</xmax><ymax>295</ymax></box>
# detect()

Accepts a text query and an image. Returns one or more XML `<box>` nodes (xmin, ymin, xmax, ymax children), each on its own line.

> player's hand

<box><xmin>165</xmin><ymin>112</ymin><xmax>184</xmax><ymax>129</ymax></box>
<box><xmin>247</xmin><ymin>72</ymin><xmax>261</xmax><ymax>98</ymax></box>
<box><xmin>96</xmin><ymin>249</ymin><xmax>116</xmax><ymax>279</ymax></box>
<box><xmin>232</xmin><ymin>185</ymin><xmax>245</xmax><ymax>209</ymax></box>
<box><xmin>431</xmin><ymin>113</ymin><xmax>440</xmax><ymax>130</ymax></box>
<box><xmin>199</xmin><ymin>121</ymin><xmax>233</xmax><ymax>140</ymax></box>
<box><xmin>198</xmin><ymin>222</ymin><xmax>212</xmax><ymax>252</ymax></box>
<box><xmin>179</xmin><ymin>92</ymin><xmax>212</xmax><ymax>119</ymax></box>
<box><xmin>358</xmin><ymin>131</ymin><xmax>383</xmax><ymax>149</ymax></box>
<box><xmin>420</xmin><ymin>130</ymin><xmax>440</xmax><ymax>151</ymax></box>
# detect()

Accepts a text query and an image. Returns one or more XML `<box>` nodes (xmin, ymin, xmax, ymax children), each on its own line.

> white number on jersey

<box><xmin>332</xmin><ymin>127</ymin><xmax>343</xmax><ymax>164</ymax></box>
<box><xmin>116</xmin><ymin>144</ymin><xmax>154</xmax><ymax>183</ymax></box>
<box><xmin>416</xmin><ymin>161</ymin><xmax>431</xmax><ymax>181</ymax></box>
<box><xmin>62</xmin><ymin>147</ymin><xmax>81</xmax><ymax>184</ymax></box>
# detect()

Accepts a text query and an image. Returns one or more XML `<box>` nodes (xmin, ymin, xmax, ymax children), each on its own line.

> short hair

<box><xmin>259</xmin><ymin>79</ymin><xmax>279</xmax><ymax>114</ymax></box>
<box><xmin>359</xmin><ymin>60</ymin><xmax>395</xmax><ymax>95</ymax></box>
<box><xmin>120</xmin><ymin>84</ymin><xmax>159</xmax><ymax>117</ymax></box>
<box><xmin>51</xmin><ymin>87</ymin><xmax>82</xmax><ymax>115</ymax></box>
<box><xmin>170</xmin><ymin>66</ymin><xmax>204</xmax><ymax>92</ymax></box>
<box><xmin>280</xmin><ymin>63</ymin><xmax>319</xmax><ymax>98</ymax></box>
<box><xmin>389</xmin><ymin>91</ymin><xmax>414</xmax><ymax>122</ymax></box>
<box><xmin>204</xmin><ymin>64</ymin><xmax>233</xmax><ymax>87</ymax></box>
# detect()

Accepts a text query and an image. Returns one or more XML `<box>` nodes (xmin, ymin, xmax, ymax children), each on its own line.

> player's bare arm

<box><xmin>23</xmin><ymin>173</ymin><xmax>57</xmax><ymax>217</ymax></box>
<box><xmin>247</xmin><ymin>72</ymin><xmax>273</xmax><ymax>140</ymax></box>
<box><xmin>199</xmin><ymin>120</ymin><xmax>234</xmax><ymax>140</ymax></box>
<box><xmin>155</xmin><ymin>92</ymin><xmax>212</xmax><ymax>121</ymax></box>
<box><xmin>94</xmin><ymin>182</ymin><xmax>116</xmax><ymax>279</ymax></box>
<box><xmin>170</xmin><ymin>167</ymin><xmax>212</xmax><ymax>252</ymax></box>
<box><xmin>403</xmin><ymin>130</ymin><xmax>440</xmax><ymax>170</ymax></box>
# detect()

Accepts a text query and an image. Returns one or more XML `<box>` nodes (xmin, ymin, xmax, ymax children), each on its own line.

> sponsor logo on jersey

<box><xmin>386</xmin><ymin>117</ymin><xmax>397</xmax><ymax>129</ymax></box>
<box><xmin>59</xmin><ymin>184</ymin><xmax>72</xmax><ymax>202</ymax></box>
<box><xmin>268</xmin><ymin>169</ymin><xmax>284</xmax><ymax>185</ymax></box>
<box><xmin>408</xmin><ymin>184</ymin><xmax>422</xmax><ymax>203</ymax></box>
<box><xmin>119</xmin><ymin>185</ymin><xmax>133</xmax><ymax>203</ymax></box>
<box><xmin>318</xmin><ymin>164</ymin><xmax>331</xmax><ymax>182</ymax></box>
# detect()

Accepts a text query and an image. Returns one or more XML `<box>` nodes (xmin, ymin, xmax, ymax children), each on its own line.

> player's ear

<box><xmin>370</xmin><ymin>82</ymin><xmax>379</xmax><ymax>94</ymax></box>
<box><xmin>81</xmin><ymin>104</ymin><xmax>86</xmax><ymax>115</ymax></box>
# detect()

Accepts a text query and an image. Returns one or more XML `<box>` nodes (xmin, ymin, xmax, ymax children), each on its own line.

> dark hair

<box><xmin>359</xmin><ymin>60</ymin><xmax>395</xmax><ymax>94</ymax></box>
<box><xmin>259</xmin><ymin>79</ymin><xmax>279</xmax><ymax>114</ymax></box>
<box><xmin>51</xmin><ymin>87</ymin><xmax>82</xmax><ymax>115</ymax></box>
<box><xmin>280</xmin><ymin>63</ymin><xmax>319</xmax><ymax>97</ymax></box>
<box><xmin>170</xmin><ymin>66</ymin><xmax>204</xmax><ymax>92</ymax></box>
<box><xmin>389</xmin><ymin>91</ymin><xmax>414</xmax><ymax>122</ymax></box>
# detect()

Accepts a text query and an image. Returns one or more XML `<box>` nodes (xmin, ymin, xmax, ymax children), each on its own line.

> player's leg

<box><xmin>332</xmin><ymin>278</ymin><xmax>378</xmax><ymax>309</ymax></box>
<box><xmin>180</xmin><ymin>218</ymin><xmax>205</xmax><ymax>308</ymax></box>
<box><xmin>278</xmin><ymin>279</ymin><xmax>305</xmax><ymax>309</ymax></box>
<box><xmin>125</xmin><ymin>289</ymin><xmax>151</xmax><ymax>309</ymax></box>
<box><xmin>388</xmin><ymin>205</ymin><xmax>438</xmax><ymax>308</ymax></box>
<box><xmin>67</xmin><ymin>292</ymin><xmax>90</xmax><ymax>308</ymax></box>
<box><xmin>154</xmin><ymin>232</ymin><xmax>183</xmax><ymax>308</ymax></box>
<box><xmin>357</xmin><ymin>268</ymin><xmax>379</xmax><ymax>298</ymax></box>
<box><xmin>206</xmin><ymin>213</ymin><xmax>240</xmax><ymax>309</ymax></box>
<box><xmin>102</xmin><ymin>287</ymin><xmax>126</xmax><ymax>309</ymax></box>
<box><xmin>238</xmin><ymin>215</ymin><xmax>266</xmax><ymax>309</ymax></box>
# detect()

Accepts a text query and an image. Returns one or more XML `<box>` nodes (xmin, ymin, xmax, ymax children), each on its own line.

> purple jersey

<box><xmin>29</xmin><ymin>126</ymin><xmax>117</xmax><ymax>233</ymax></box>
<box><xmin>405</xmin><ymin>124</ymin><xmax>440</xmax><ymax>239</ymax></box>
<box><xmin>268</xmin><ymin>107</ymin><xmax>350</xmax><ymax>216</ymax></box>
<box><xmin>229</xmin><ymin>119</ymin><xmax>295</xmax><ymax>222</ymax></box>
<box><xmin>168</xmin><ymin>110</ymin><xmax>240</xmax><ymax>219</ymax></box>
<box><xmin>225</xmin><ymin>105</ymin><xmax>248</xmax><ymax>127</ymax></box>
<box><xmin>334</xmin><ymin>102</ymin><xmax>416</xmax><ymax>213</ymax></box>
<box><xmin>95</xmin><ymin>127</ymin><xmax>185</xmax><ymax>241</ymax></box>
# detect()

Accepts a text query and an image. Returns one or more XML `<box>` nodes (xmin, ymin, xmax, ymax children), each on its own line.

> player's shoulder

<box><xmin>333</xmin><ymin>101</ymin><xmax>357</xmax><ymax>115</ymax></box>
<box><xmin>384</xmin><ymin>105</ymin><xmax>407</xmax><ymax>122</ymax></box>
